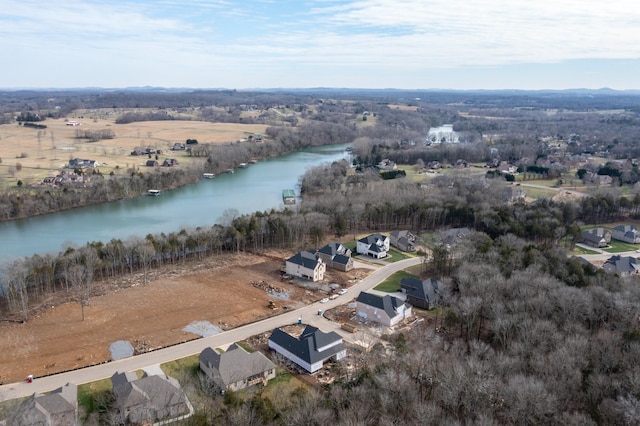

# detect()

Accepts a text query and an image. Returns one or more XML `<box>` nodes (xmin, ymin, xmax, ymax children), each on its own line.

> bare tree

<box><xmin>4</xmin><ymin>261</ymin><xmax>30</xmax><ymax>321</ymax></box>
<box><xmin>133</xmin><ymin>238</ymin><xmax>156</xmax><ymax>285</ymax></box>
<box><xmin>67</xmin><ymin>247</ymin><xmax>98</xmax><ymax>321</ymax></box>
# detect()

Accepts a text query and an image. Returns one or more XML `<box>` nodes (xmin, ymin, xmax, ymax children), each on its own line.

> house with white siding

<box><xmin>268</xmin><ymin>325</ymin><xmax>346</xmax><ymax>373</ymax></box>
<box><xmin>356</xmin><ymin>234</ymin><xmax>390</xmax><ymax>259</ymax></box>
<box><xmin>356</xmin><ymin>292</ymin><xmax>412</xmax><ymax>327</ymax></box>
<box><xmin>284</xmin><ymin>251</ymin><xmax>326</xmax><ymax>282</ymax></box>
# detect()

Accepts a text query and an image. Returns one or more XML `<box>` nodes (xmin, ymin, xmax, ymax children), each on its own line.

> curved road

<box><xmin>0</xmin><ymin>257</ymin><xmax>422</xmax><ymax>402</ymax></box>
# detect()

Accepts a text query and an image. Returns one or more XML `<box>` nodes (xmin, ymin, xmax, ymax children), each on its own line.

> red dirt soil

<box><xmin>0</xmin><ymin>252</ymin><xmax>361</xmax><ymax>384</ymax></box>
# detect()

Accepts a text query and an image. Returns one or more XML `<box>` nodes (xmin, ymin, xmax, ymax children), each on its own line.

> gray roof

<box><xmin>358</xmin><ymin>234</ymin><xmax>388</xmax><ymax>245</ymax></box>
<box><xmin>356</xmin><ymin>292</ymin><xmax>405</xmax><ymax>319</ymax></box>
<box><xmin>581</xmin><ymin>230</ymin><xmax>606</xmax><ymax>244</ymax></box>
<box><xmin>286</xmin><ymin>250</ymin><xmax>320</xmax><ymax>269</ymax></box>
<box><xmin>111</xmin><ymin>372</ymin><xmax>185</xmax><ymax>412</ymax></box>
<box><xmin>390</xmin><ymin>230</ymin><xmax>414</xmax><ymax>240</ymax></box>
<box><xmin>400</xmin><ymin>277</ymin><xmax>441</xmax><ymax>304</ymax></box>
<box><xmin>199</xmin><ymin>343</ymin><xmax>276</xmax><ymax>386</ymax></box>
<box><xmin>318</xmin><ymin>242</ymin><xmax>349</xmax><ymax>257</ymax></box>
<box><xmin>603</xmin><ymin>255</ymin><xmax>640</xmax><ymax>275</ymax></box>
<box><xmin>7</xmin><ymin>383</ymin><xmax>77</xmax><ymax>426</ymax></box>
<box><xmin>441</xmin><ymin>227</ymin><xmax>470</xmax><ymax>245</ymax></box>
<box><xmin>613</xmin><ymin>225</ymin><xmax>637</xmax><ymax>233</ymax></box>
<box><xmin>269</xmin><ymin>325</ymin><xmax>344</xmax><ymax>365</ymax></box>
<box><xmin>333</xmin><ymin>254</ymin><xmax>351</xmax><ymax>266</ymax></box>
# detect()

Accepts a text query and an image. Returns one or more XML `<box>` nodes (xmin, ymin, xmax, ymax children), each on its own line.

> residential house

<box><xmin>603</xmin><ymin>255</ymin><xmax>640</xmax><ymax>276</ymax></box>
<box><xmin>145</xmin><ymin>160</ymin><xmax>159</xmax><ymax>167</ymax></box>
<box><xmin>131</xmin><ymin>148</ymin><xmax>162</xmax><ymax>156</ymax></box>
<box><xmin>356</xmin><ymin>234</ymin><xmax>390</xmax><ymax>259</ymax></box>
<box><xmin>389</xmin><ymin>230</ymin><xmax>417</xmax><ymax>252</ymax></box>
<box><xmin>454</xmin><ymin>159</ymin><xmax>469</xmax><ymax>168</ymax></box>
<box><xmin>377</xmin><ymin>159</ymin><xmax>397</xmax><ymax>170</ymax></box>
<box><xmin>111</xmin><ymin>371</ymin><xmax>190</xmax><ymax>425</ymax></box>
<box><xmin>67</xmin><ymin>158</ymin><xmax>96</xmax><ymax>169</ymax></box>
<box><xmin>41</xmin><ymin>176</ymin><xmax>56</xmax><ymax>186</ymax></box>
<box><xmin>440</xmin><ymin>227</ymin><xmax>471</xmax><ymax>247</ymax></box>
<box><xmin>7</xmin><ymin>383</ymin><xmax>77</xmax><ymax>426</ymax></box>
<box><xmin>284</xmin><ymin>251</ymin><xmax>326</xmax><ymax>282</ymax></box>
<box><xmin>583</xmin><ymin>171</ymin><xmax>614</xmax><ymax>186</ymax></box>
<box><xmin>400</xmin><ymin>277</ymin><xmax>442</xmax><ymax>310</ymax></box>
<box><xmin>162</xmin><ymin>158</ymin><xmax>179</xmax><ymax>167</ymax></box>
<box><xmin>171</xmin><ymin>143</ymin><xmax>186</xmax><ymax>151</ymax></box>
<box><xmin>497</xmin><ymin>162</ymin><xmax>518</xmax><ymax>174</ymax></box>
<box><xmin>355</xmin><ymin>292</ymin><xmax>412</xmax><ymax>327</ymax></box>
<box><xmin>611</xmin><ymin>225</ymin><xmax>640</xmax><ymax>244</ymax></box>
<box><xmin>268</xmin><ymin>325</ymin><xmax>346</xmax><ymax>373</ymax></box>
<box><xmin>199</xmin><ymin>343</ymin><xmax>276</xmax><ymax>392</ymax></box>
<box><xmin>316</xmin><ymin>242</ymin><xmax>353</xmax><ymax>271</ymax></box>
<box><xmin>580</xmin><ymin>228</ymin><xmax>611</xmax><ymax>248</ymax></box>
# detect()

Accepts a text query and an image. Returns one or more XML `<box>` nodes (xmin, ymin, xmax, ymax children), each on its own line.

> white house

<box><xmin>356</xmin><ymin>234</ymin><xmax>390</xmax><ymax>259</ymax></box>
<box><xmin>356</xmin><ymin>292</ymin><xmax>412</xmax><ymax>327</ymax></box>
<box><xmin>611</xmin><ymin>225</ymin><xmax>640</xmax><ymax>244</ymax></box>
<box><xmin>284</xmin><ymin>251</ymin><xmax>326</xmax><ymax>282</ymax></box>
<box><xmin>268</xmin><ymin>325</ymin><xmax>346</xmax><ymax>373</ymax></box>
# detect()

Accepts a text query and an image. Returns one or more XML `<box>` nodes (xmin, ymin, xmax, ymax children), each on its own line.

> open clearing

<box><xmin>0</xmin><ymin>117</ymin><xmax>268</xmax><ymax>186</ymax></box>
<box><xmin>0</xmin><ymin>252</ymin><xmax>370</xmax><ymax>384</ymax></box>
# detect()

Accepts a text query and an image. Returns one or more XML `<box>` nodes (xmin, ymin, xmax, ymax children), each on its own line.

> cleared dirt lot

<box><xmin>0</xmin><ymin>252</ymin><xmax>369</xmax><ymax>384</ymax></box>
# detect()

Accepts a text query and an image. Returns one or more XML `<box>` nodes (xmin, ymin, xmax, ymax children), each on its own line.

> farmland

<box><xmin>0</xmin><ymin>113</ymin><xmax>267</xmax><ymax>187</ymax></box>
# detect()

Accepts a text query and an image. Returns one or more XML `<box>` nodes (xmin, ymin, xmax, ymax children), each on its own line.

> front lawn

<box><xmin>572</xmin><ymin>246</ymin><xmax>600</xmax><ymax>255</ymax></box>
<box><xmin>161</xmin><ymin>354</ymin><xmax>200</xmax><ymax>379</ymax></box>
<box><xmin>384</xmin><ymin>248</ymin><xmax>414</xmax><ymax>263</ymax></box>
<box><xmin>603</xmin><ymin>240</ymin><xmax>639</xmax><ymax>253</ymax></box>
<box><xmin>374</xmin><ymin>270</ymin><xmax>419</xmax><ymax>293</ymax></box>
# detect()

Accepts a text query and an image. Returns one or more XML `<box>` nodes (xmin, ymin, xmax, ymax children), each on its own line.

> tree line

<box><xmin>1</xmin><ymin>160</ymin><xmax>636</xmax><ymax>322</ymax></box>
<box><xmin>3</xmin><ymin>153</ymin><xmax>640</xmax><ymax>423</ymax></box>
<box><xmin>86</xmin><ymin>233</ymin><xmax>639</xmax><ymax>425</ymax></box>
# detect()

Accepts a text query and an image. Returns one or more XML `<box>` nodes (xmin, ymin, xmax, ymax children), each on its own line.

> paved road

<box><xmin>0</xmin><ymin>257</ymin><xmax>422</xmax><ymax>402</ymax></box>
<box><xmin>516</xmin><ymin>183</ymin><xmax>590</xmax><ymax>198</ymax></box>
<box><xmin>575</xmin><ymin>247</ymin><xmax>640</xmax><ymax>262</ymax></box>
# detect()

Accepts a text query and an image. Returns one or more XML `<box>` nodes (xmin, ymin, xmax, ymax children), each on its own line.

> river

<box><xmin>1</xmin><ymin>144</ymin><xmax>351</xmax><ymax>262</ymax></box>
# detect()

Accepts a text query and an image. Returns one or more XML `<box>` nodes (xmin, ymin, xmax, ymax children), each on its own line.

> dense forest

<box><xmin>2</xmin><ymin>89</ymin><xmax>640</xmax><ymax>424</ymax></box>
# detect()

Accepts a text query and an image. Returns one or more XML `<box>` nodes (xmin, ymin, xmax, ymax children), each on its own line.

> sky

<box><xmin>1</xmin><ymin>0</ymin><xmax>639</xmax><ymax>90</ymax></box>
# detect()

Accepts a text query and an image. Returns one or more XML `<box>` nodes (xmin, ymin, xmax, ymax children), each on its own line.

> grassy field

<box><xmin>373</xmin><ymin>270</ymin><xmax>419</xmax><ymax>292</ymax></box>
<box><xmin>0</xmin><ymin>113</ymin><xmax>268</xmax><ymax>187</ymax></box>
<box><xmin>571</xmin><ymin>246</ymin><xmax>600</xmax><ymax>255</ymax></box>
<box><xmin>603</xmin><ymin>240</ymin><xmax>639</xmax><ymax>253</ymax></box>
<box><xmin>517</xmin><ymin>185</ymin><xmax>563</xmax><ymax>199</ymax></box>
<box><xmin>384</xmin><ymin>248</ymin><xmax>414</xmax><ymax>263</ymax></box>
<box><xmin>161</xmin><ymin>354</ymin><xmax>200</xmax><ymax>379</ymax></box>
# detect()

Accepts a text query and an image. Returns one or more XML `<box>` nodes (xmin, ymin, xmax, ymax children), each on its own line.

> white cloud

<box><xmin>1</xmin><ymin>0</ymin><xmax>639</xmax><ymax>88</ymax></box>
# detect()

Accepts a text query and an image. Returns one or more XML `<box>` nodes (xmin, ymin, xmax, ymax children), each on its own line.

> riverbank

<box><xmin>0</xmin><ymin>143</ymin><xmax>351</xmax><ymax>259</ymax></box>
